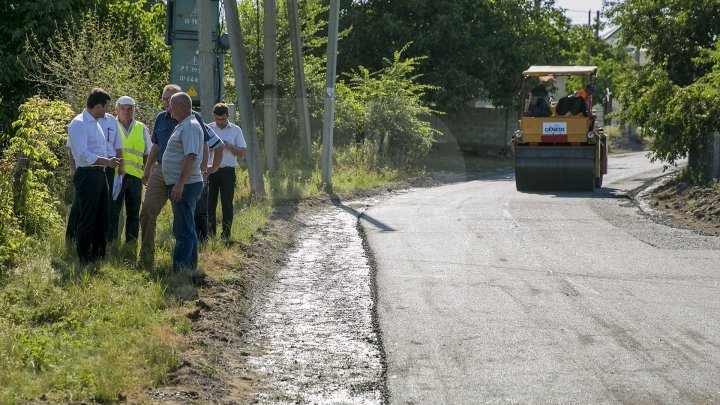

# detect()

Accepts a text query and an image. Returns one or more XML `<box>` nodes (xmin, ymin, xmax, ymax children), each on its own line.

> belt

<box><xmin>77</xmin><ymin>166</ymin><xmax>108</xmax><ymax>172</ymax></box>
<box><xmin>217</xmin><ymin>166</ymin><xmax>236</xmax><ymax>171</ymax></box>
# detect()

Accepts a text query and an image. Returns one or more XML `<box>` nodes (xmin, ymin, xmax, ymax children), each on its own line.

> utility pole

<box><xmin>224</xmin><ymin>0</ymin><xmax>265</xmax><ymax>197</ymax></box>
<box><xmin>287</xmin><ymin>0</ymin><xmax>312</xmax><ymax>160</ymax></box>
<box><xmin>197</xmin><ymin>0</ymin><xmax>214</xmax><ymax>122</ymax></box>
<box><xmin>263</xmin><ymin>0</ymin><xmax>278</xmax><ymax>174</ymax></box>
<box><xmin>587</xmin><ymin>10</ymin><xmax>591</xmax><ymax>66</ymax></box>
<box><xmin>321</xmin><ymin>0</ymin><xmax>340</xmax><ymax>189</ymax></box>
<box><xmin>596</xmin><ymin>10</ymin><xmax>600</xmax><ymax>40</ymax></box>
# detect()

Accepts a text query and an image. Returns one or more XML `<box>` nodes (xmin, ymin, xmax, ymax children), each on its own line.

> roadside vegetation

<box><xmin>0</xmin><ymin>2</ymin><xmax>427</xmax><ymax>402</ymax></box>
<box><xmin>605</xmin><ymin>0</ymin><xmax>720</xmax><ymax>237</ymax></box>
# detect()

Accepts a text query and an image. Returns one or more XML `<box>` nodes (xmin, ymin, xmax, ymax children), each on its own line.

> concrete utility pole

<box><xmin>263</xmin><ymin>0</ymin><xmax>278</xmax><ymax>174</ymax></box>
<box><xmin>587</xmin><ymin>10</ymin><xmax>591</xmax><ymax>66</ymax></box>
<box><xmin>287</xmin><ymin>0</ymin><xmax>312</xmax><ymax>160</ymax></box>
<box><xmin>224</xmin><ymin>0</ymin><xmax>265</xmax><ymax>197</ymax></box>
<box><xmin>595</xmin><ymin>10</ymin><xmax>600</xmax><ymax>40</ymax></box>
<box><xmin>197</xmin><ymin>0</ymin><xmax>214</xmax><ymax>122</ymax></box>
<box><xmin>321</xmin><ymin>0</ymin><xmax>340</xmax><ymax>189</ymax></box>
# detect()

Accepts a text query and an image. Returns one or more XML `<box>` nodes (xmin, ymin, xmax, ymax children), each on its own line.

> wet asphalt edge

<box><xmin>356</xmin><ymin>216</ymin><xmax>391</xmax><ymax>405</ymax></box>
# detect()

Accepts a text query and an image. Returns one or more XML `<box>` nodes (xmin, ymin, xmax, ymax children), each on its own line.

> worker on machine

<box><xmin>575</xmin><ymin>83</ymin><xmax>595</xmax><ymax>119</ymax></box>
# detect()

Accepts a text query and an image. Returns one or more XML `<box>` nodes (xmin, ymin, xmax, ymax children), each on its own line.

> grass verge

<box><xmin>0</xmin><ymin>156</ymin><xmax>405</xmax><ymax>403</ymax></box>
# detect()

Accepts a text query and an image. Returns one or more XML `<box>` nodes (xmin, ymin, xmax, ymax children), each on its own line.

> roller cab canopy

<box><xmin>523</xmin><ymin>65</ymin><xmax>598</xmax><ymax>76</ymax></box>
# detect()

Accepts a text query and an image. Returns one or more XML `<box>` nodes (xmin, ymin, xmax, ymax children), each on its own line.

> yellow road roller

<box><xmin>511</xmin><ymin>65</ymin><xmax>607</xmax><ymax>191</ymax></box>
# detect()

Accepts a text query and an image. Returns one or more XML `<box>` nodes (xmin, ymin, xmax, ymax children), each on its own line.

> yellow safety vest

<box><xmin>118</xmin><ymin>121</ymin><xmax>146</xmax><ymax>179</ymax></box>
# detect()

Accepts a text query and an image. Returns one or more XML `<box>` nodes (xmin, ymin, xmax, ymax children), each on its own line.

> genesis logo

<box><xmin>543</xmin><ymin>122</ymin><xmax>567</xmax><ymax>135</ymax></box>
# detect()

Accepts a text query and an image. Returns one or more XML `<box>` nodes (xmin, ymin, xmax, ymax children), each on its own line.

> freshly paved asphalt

<box><xmin>361</xmin><ymin>152</ymin><xmax>720</xmax><ymax>403</ymax></box>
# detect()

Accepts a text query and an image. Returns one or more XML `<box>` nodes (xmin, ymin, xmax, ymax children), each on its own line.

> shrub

<box><xmin>0</xmin><ymin>97</ymin><xmax>73</xmax><ymax>274</ymax></box>
<box><xmin>25</xmin><ymin>10</ymin><xmax>168</xmax><ymax>130</ymax></box>
<box><xmin>334</xmin><ymin>45</ymin><xmax>438</xmax><ymax>171</ymax></box>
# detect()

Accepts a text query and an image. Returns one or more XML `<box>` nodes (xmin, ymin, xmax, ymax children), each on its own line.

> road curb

<box><xmin>631</xmin><ymin>170</ymin><xmax>679</xmax><ymax>217</ymax></box>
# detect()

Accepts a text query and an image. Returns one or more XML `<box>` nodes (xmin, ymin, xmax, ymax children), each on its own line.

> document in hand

<box><xmin>112</xmin><ymin>174</ymin><xmax>123</xmax><ymax>200</ymax></box>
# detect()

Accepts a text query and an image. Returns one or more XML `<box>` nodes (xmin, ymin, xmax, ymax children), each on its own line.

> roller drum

<box><xmin>515</xmin><ymin>145</ymin><xmax>596</xmax><ymax>191</ymax></box>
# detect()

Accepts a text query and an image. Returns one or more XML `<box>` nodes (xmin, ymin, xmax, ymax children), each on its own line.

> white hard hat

<box><xmin>116</xmin><ymin>96</ymin><xmax>136</xmax><ymax>106</ymax></box>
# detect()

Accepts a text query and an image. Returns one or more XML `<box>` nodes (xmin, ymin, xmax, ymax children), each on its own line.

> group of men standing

<box><xmin>66</xmin><ymin>85</ymin><xmax>246</xmax><ymax>271</ymax></box>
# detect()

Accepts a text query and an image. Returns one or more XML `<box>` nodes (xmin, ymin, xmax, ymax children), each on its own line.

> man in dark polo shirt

<box><xmin>139</xmin><ymin>84</ymin><xmax>223</xmax><ymax>268</ymax></box>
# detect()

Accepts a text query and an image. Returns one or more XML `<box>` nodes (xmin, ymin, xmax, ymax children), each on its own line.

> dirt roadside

<box><xmin>142</xmin><ymin>177</ymin><xmax>444</xmax><ymax>404</ymax></box>
<box><xmin>640</xmin><ymin>177</ymin><xmax>720</xmax><ymax>236</ymax></box>
<box><xmin>610</xmin><ymin>135</ymin><xmax>720</xmax><ymax>237</ymax></box>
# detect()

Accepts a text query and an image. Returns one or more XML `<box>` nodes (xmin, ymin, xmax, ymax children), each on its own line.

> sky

<box><xmin>553</xmin><ymin>0</ymin><xmax>606</xmax><ymax>26</ymax></box>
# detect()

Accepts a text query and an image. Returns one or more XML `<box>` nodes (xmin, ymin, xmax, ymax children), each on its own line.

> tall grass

<box><xmin>0</xmin><ymin>234</ymin><xmax>184</xmax><ymax>403</ymax></box>
<box><xmin>0</xmin><ymin>153</ymin><xmax>407</xmax><ymax>403</ymax></box>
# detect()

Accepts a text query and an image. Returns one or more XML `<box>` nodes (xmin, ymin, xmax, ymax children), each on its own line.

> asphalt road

<box><xmin>361</xmin><ymin>152</ymin><xmax>720</xmax><ymax>403</ymax></box>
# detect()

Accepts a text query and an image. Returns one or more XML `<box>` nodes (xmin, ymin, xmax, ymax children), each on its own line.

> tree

<box><xmin>338</xmin><ymin>0</ymin><xmax>573</xmax><ymax>112</ymax></box>
<box><xmin>0</xmin><ymin>1</ymin><xmax>167</xmax><ymax>146</ymax></box>
<box><xmin>561</xmin><ymin>25</ymin><xmax>632</xmax><ymax>102</ymax></box>
<box><xmin>0</xmin><ymin>2</ymin><xmax>105</xmax><ymax>142</ymax></box>
<box><xmin>607</xmin><ymin>0</ymin><xmax>720</xmax><ymax>182</ymax></box>
<box><xmin>25</xmin><ymin>9</ymin><xmax>168</xmax><ymax>131</ymax></box>
<box><xmin>607</xmin><ymin>0</ymin><xmax>720</xmax><ymax>86</ymax></box>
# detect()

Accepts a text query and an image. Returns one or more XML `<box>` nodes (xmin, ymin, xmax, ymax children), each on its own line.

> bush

<box><xmin>0</xmin><ymin>97</ymin><xmax>73</xmax><ymax>274</ymax></box>
<box><xmin>334</xmin><ymin>45</ymin><xmax>438</xmax><ymax>171</ymax></box>
<box><xmin>25</xmin><ymin>9</ymin><xmax>168</xmax><ymax>130</ymax></box>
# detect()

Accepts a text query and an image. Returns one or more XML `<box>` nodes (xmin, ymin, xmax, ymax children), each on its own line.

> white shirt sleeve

<box><xmin>235</xmin><ymin>126</ymin><xmax>247</xmax><ymax>149</ymax></box>
<box><xmin>109</xmin><ymin>116</ymin><xmax>123</xmax><ymax>150</ymax></box>
<box><xmin>143</xmin><ymin>125</ymin><xmax>152</xmax><ymax>155</ymax></box>
<box><xmin>69</xmin><ymin>120</ymin><xmax>100</xmax><ymax>167</ymax></box>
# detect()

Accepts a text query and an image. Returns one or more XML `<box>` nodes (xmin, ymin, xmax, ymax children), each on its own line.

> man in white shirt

<box><xmin>66</xmin><ymin>107</ymin><xmax>124</xmax><ymax>241</ymax></box>
<box><xmin>67</xmin><ymin>88</ymin><xmax>123</xmax><ymax>263</ymax></box>
<box><xmin>207</xmin><ymin>103</ymin><xmax>246</xmax><ymax>240</ymax></box>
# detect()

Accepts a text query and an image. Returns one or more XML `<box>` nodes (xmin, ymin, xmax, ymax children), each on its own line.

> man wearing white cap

<box><xmin>108</xmin><ymin>96</ymin><xmax>151</xmax><ymax>243</ymax></box>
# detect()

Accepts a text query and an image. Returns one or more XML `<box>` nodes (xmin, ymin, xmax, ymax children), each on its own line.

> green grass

<box><xmin>0</xmin><ymin>154</ymin><xmax>414</xmax><ymax>403</ymax></box>
<box><xmin>0</xmin><ymin>235</ymin><xmax>181</xmax><ymax>403</ymax></box>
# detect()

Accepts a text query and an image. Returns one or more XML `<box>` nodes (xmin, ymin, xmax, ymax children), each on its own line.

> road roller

<box><xmin>511</xmin><ymin>65</ymin><xmax>607</xmax><ymax>191</ymax></box>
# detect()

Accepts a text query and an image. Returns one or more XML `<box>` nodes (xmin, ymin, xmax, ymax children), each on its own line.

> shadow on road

<box><xmin>329</xmin><ymin>194</ymin><xmax>397</xmax><ymax>232</ymax></box>
<box><xmin>516</xmin><ymin>187</ymin><xmax>629</xmax><ymax>199</ymax></box>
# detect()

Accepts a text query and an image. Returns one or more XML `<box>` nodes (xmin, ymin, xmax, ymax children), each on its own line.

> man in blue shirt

<box><xmin>139</xmin><ymin>84</ymin><xmax>223</xmax><ymax>268</ymax></box>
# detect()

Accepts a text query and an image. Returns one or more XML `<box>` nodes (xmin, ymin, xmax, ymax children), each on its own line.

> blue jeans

<box><xmin>168</xmin><ymin>181</ymin><xmax>203</xmax><ymax>271</ymax></box>
<box><xmin>194</xmin><ymin>182</ymin><xmax>209</xmax><ymax>243</ymax></box>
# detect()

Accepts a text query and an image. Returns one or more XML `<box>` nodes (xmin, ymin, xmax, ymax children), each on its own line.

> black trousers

<box><xmin>194</xmin><ymin>181</ymin><xmax>209</xmax><ymax>243</ymax></box>
<box><xmin>67</xmin><ymin>170</ymin><xmax>113</xmax><ymax>241</ymax></box>
<box><xmin>208</xmin><ymin>167</ymin><xmax>236</xmax><ymax>239</ymax></box>
<box><xmin>108</xmin><ymin>174</ymin><xmax>143</xmax><ymax>242</ymax></box>
<box><xmin>73</xmin><ymin>167</ymin><xmax>110</xmax><ymax>263</ymax></box>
